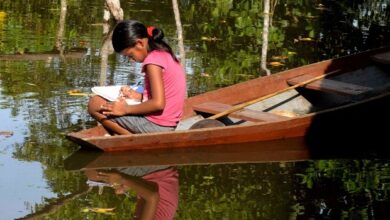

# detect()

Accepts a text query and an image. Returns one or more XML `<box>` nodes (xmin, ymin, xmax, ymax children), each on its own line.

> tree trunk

<box><xmin>99</xmin><ymin>31</ymin><xmax>114</xmax><ymax>86</ymax></box>
<box><xmin>104</xmin><ymin>0</ymin><xmax>123</xmax><ymax>23</ymax></box>
<box><xmin>172</xmin><ymin>0</ymin><xmax>185</xmax><ymax>66</ymax></box>
<box><xmin>56</xmin><ymin>0</ymin><xmax>67</xmax><ymax>58</ymax></box>
<box><xmin>261</xmin><ymin>0</ymin><xmax>271</xmax><ymax>76</ymax></box>
<box><xmin>172</xmin><ymin>0</ymin><xmax>187</xmax><ymax>97</ymax></box>
<box><xmin>100</xmin><ymin>0</ymin><xmax>124</xmax><ymax>85</ymax></box>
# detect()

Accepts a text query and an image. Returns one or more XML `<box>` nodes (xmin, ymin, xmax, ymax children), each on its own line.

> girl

<box><xmin>88</xmin><ymin>20</ymin><xmax>186</xmax><ymax>135</ymax></box>
<box><xmin>85</xmin><ymin>166</ymin><xmax>179</xmax><ymax>220</ymax></box>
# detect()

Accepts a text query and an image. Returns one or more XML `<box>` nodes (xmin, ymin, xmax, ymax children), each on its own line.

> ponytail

<box><xmin>146</xmin><ymin>26</ymin><xmax>179</xmax><ymax>62</ymax></box>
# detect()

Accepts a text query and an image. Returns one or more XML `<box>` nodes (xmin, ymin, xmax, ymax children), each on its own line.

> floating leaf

<box><xmin>300</xmin><ymin>37</ymin><xmax>314</xmax><ymax>42</ymax></box>
<box><xmin>82</xmin><ymin>207</ymin><xmax>115</xmax><ymax>215</ymax></box>
<box><xmin>288</xmin><ymin>51</ymin><xmax>297</xmax><ymax>55</ymax></box>
<box><xmin>0</xmin><ymin>11</ymin><xmax>6</xmax><ymax>22</ymax></box>
<box><xmin>200</xmin><ymin>72</ymin><xmax>210</xmax><ymax>77</ymax></box>
<box><xmin>68</xmin><ymin>92</ymin><xmax>91</xmax><ymax>96</ymax></box>
<box><xmin>0</xmin><ymin>131</ymin><xmax>13</xmax><ymax>137</ymax></box>
<box><xmin>271</xmin><ymin>55</ymin><xmax>288</xmax><ymax>60</ymax></box>
<box><xmin>269</xmin><ymin>61</ymin><xmax>285</xmax><ymax>67</ymax></box>
<box><xmin>201</xmin><ymin>36</ymin><xmax>221</xmax><ymax>41</ymax></box>
<box><xmin>68</xmin><ymin>89</ymin><xmax>81</xmax><ymax>93</ymax></box>
<box><xmin>67</xmin><ymin>89</ymin><xmax>92</xmax><ymax>96</ymax></box>
<box><xmin>25</xmin><ymin>83</ymin><xmax>37</xmax><ymax>87</ymax></box>
<box><xmin>90</xmin><ymin>207</ymin><xmax>115</xmax><ymax>212</ymax></box>
<box><xmin>203</xmin><ymin>176</ymin><xmax>215</xmax><ymax>180</ymax></box>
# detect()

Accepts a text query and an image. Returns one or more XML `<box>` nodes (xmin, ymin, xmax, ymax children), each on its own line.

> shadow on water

<box><xmin>305</xmin><ymin>91</ymin><xmax>390</xmax><ymax>158</ymax></box>
<box><xmin>302</xmin><ymin>48</ymin><xmax>390</xmax><ymax>159</ymax></box>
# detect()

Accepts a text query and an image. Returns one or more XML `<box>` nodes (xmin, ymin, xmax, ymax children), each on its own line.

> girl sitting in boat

<box><xmin>88</xmin><ymin>20</ymin><xmax>186</xmax><ymax>135</ymax></box>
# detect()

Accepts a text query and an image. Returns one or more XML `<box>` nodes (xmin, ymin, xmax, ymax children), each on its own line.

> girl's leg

<box><xmin>88</xmin><ymin>95</ymin><xmax>131</xmax><ymax>135</ymax></box>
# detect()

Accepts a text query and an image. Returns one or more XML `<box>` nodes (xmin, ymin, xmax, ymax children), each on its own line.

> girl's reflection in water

<box><xmin>85</xmin><ymin>166</ymin><xmax>179</xmax><ymax>220</ymax></box>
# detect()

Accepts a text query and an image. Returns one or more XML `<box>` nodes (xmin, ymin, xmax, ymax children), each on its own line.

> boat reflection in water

<box><xmin>84</xmin><ymin>166</ymin><xmax>179</xmax><ymax>220</ymax></box>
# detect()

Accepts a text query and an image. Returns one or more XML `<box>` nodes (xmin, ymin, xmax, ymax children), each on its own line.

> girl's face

<box><xmin>121</xmin><ymin>38</ymin><xmax>148</xmax><ymax>63</ymax></box>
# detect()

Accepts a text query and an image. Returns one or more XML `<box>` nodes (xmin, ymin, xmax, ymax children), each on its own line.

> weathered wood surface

<box><xmin>371</xmin><ymin>51</ymin><xmax>390</xmax><ymax>64</ymax></box>
<box><xmin>287</xmin><ymin>74</ymin><xmax>373</xmax><ymax>95</ymax></box>
<box><xmin>193</xmin><ymin>102</ymin><xmax>288</xmax><ymax>122</ymax></box>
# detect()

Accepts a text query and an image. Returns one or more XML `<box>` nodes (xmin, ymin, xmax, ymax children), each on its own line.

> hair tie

<box><xmin>147</xmin><ymin>26</ymin><xmax>155</xmax><ymax>38</ymax></box>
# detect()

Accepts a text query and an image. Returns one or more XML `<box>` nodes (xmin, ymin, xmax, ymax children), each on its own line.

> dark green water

<box><xmin>1</xmin><ymin>0</ymin><xmax>390</xmax><ymax>219</ymax></box>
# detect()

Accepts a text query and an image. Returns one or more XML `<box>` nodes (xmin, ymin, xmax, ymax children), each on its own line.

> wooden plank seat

<box><xmin>287</xmin><ymin>74</ymin><xmax>373</xmax><ymax>95</ymax></box>
<box><xmin>371</xmin><ymin>51</ymin><xmax>390</xmax><ymax>64</ymax></box>
<box><xmin>192</xmin><ymin>102</ymin><xmax>289</xmax><ymax>122</ymax></box>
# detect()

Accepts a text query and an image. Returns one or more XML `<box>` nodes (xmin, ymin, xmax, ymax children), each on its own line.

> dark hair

<box><xmin>112</xmin><ymin>20</ymin><xmax>178</xmax><ymax>62</ymax></box>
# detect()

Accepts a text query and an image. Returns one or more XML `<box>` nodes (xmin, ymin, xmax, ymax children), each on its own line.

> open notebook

<box><xmin>91</xmin><ymin>85</ymin><xmax>142</xmax><ymax>105</ymax></box>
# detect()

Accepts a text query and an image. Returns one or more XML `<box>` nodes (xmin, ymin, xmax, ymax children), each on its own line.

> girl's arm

<box><xmin>95</xmin><ymin>171</ymin><xmax>159</xmax><ymax>220</ymax></box>
<box><xmin>120</xmin><ymin>175</ymin><xmax>159</xmax><ymax>220</ymax></box>
<box><xmin>101</xmin><ymin>64</ymin><xmax>165</xmax><ymax>116</ymax></box>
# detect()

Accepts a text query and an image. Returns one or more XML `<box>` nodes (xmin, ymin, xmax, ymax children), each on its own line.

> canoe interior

<box><xmin>188</xmin><ymin>63</ymin><xmax>390</xmax><ymax>126</ymax></box>
<box><xmin>182</xmin><ymin>48</ymin><xmax>390</xmax><ymax>122</ymax></box>
<box><xmin>246</xmin><ymin>64</ymin><xmax>390</xmax><ymax>116</ymax></box>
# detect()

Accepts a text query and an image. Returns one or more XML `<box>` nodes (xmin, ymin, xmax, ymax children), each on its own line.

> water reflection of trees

<box><xmin>184</xmin><ymin>0</ymin><xmax>390</xmax><ymax>95</ymax></box>
<box><xmin>297</xmin><ymin>159</ymin><xmax>390</xmax><ymax>219</ymax></box>
<box><xmin>12</xmin><ymin>160</ymin><xmax>390</xmax><ymax>219</ymax></box>
<box><xmin>1</xmin><ymin>0</ymin><xmax>390</xmax><ymax>218</ymax></box>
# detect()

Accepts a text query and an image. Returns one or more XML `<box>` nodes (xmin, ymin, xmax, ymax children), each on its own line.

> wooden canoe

<box><xmin>66</xmin><ymin>46</ymin><xmax>390</xmax><ymax>152</ymax></box>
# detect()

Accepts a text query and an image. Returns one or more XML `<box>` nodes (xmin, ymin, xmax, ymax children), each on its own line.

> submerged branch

<box><xmin>0</xmin><ymin>49</ymin><xmax>86</xmax><ymax>61</ymax></box>
<box><xmin>15</xmin><ymin>186</ymin><xmax>90</xmax><ymax>220</ymax></box>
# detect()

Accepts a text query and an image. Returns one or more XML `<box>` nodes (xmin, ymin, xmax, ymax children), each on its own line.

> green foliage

<box><xmin>176</xmin><ymin>163</ymin><xmax>300</xmax><ymax>219</ymax></box>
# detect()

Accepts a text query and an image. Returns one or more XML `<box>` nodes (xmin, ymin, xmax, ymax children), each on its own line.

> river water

<box><xmin>1</xmin><ymin>0</ymin><xmax>390</xmax><ymax>219</ymax></box>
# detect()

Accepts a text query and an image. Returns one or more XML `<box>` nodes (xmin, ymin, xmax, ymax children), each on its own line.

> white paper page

<box><xmin>91</xmin><ymin>85</ymin><xmax>141</xmax><ymax>105</ymax></box>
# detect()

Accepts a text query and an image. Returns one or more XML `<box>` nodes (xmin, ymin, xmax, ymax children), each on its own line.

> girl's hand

<box><xmin>119</xmin><ymin>86</ymin><xmax>132</xmax><ymax>98</ymax></box>
<box><xmin>97</xmin><ymin>170</ymin><xmax>129</xmax><ymax>194</ymax></box>
<box><xmin>97</xmin><ymin>170</ymin><xmax>122</xmax><ymax>184</ymax></box>
<box><xmin>101</xmin><ymin>98</ymin><xmax>129</xmax><ymax>116</ymax></box>
<box><xmin>120</xmin><ymin>86</ymin><xmax>142</xmax><ymax>100</ymax></box>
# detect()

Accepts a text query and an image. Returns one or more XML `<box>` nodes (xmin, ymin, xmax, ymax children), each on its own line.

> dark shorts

<box><xmin>111</xmin><ymin>115</ymin><xmax>175</xmax><ymax>133</ymax></box>
<box><xmin>118</xmin><ymin>166</ymin><xmax>172</xmax><ymax>177</ymax></box>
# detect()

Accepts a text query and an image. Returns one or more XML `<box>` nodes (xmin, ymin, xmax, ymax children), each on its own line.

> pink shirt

<box><xmin>142</xmin><ymin>50</ymin><xmax>186</xmax><ymax>126</ymax></box>
<box><xmin>142</xmin><ymin>168</ymin><xmax>179</xmax><ymax>220</ymax></box>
